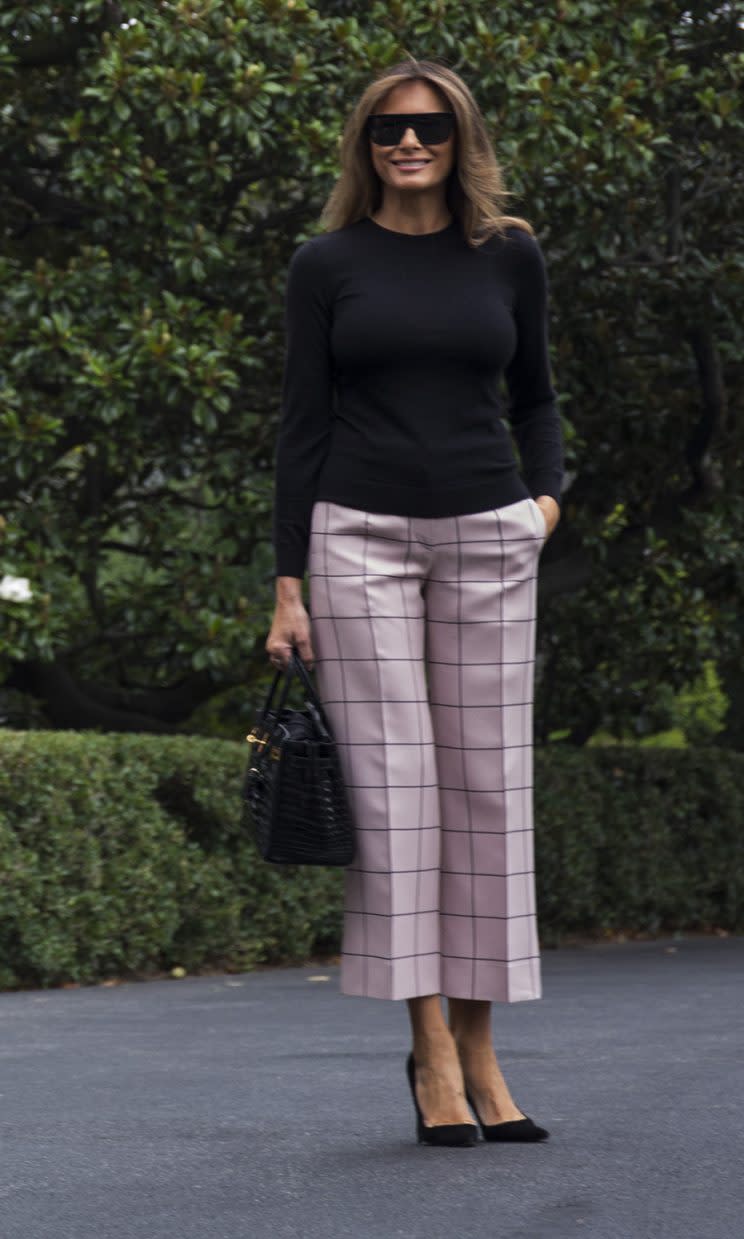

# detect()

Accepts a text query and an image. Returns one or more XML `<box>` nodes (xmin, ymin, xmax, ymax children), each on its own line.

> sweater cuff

<box><xmin>274</xmin><ymin>550</ymin><xmax>307</xmax><ymax>580</ymax></box>
<box><xmin>528</xmin><ymin>474</ymin><xmax>563</xmax><ymax>508</ymax></box>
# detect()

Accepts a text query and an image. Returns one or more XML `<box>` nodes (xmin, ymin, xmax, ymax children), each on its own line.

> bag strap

<box><xmin>255</xmin><ymin>645</ymin><xmax>333</xmax><ymax>741</ymax></box>
<box><xmin>287</xmin><ymin>645</ymin><xmax>336</xmax><ymax>737</ymax></box>
<box><xmin>255</xmin><ymin>659</ymin><xmax>295</xmax><ymax>731</ymax></box>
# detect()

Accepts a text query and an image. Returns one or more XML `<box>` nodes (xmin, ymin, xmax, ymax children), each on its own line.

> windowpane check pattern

<box><xmin>308</xmin><ymin>496</ymin><xmax>546</xmax><ymax>1002</ymax></box>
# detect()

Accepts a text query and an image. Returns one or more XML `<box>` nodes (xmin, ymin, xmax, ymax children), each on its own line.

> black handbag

<box><xmin>241</xmin><ymin>645</ymin><xmax>356</xmax><ymax>866</ymax></box>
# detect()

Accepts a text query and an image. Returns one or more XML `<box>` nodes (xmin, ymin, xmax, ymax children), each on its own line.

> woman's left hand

<box><xmin>534</xmin><ymin>495</ymin><xmax>560</xmax><ymax>539</ymax></box>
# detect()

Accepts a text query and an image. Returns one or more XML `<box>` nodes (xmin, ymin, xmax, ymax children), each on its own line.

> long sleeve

<box><xmin>503</xmin><ymin>231</ymin><xmax>564</xmax><ymax>507</ymax></box>
<box><xmin>272</xmin><ymin>239</ymin><xmax>335</xmax><ymax>578</ymax></box>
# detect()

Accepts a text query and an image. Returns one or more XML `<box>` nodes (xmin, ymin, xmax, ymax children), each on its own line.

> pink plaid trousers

<box><xmin>307</xmin><ymin>495</ymin><xmax>547</xmax><ymax>1003</ymax></box>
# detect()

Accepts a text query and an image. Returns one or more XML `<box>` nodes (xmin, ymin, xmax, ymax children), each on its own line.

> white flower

<box><xmin>0</xmin><ymin>574</ymin><xmax>33</xmax><ymax>602</ymax></box>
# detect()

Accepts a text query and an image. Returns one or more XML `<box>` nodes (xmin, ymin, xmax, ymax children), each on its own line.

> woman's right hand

<box><xmin>266</xmin><ymin>579</ymin><xmax>315</xmax><ymax>671</ymax></box>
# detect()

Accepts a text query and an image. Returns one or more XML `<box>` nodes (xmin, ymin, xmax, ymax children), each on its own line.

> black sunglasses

<box><xmin>366</xmin><ymin>112</ymin><xmax>455</xmax><ymax>147</ymax></box>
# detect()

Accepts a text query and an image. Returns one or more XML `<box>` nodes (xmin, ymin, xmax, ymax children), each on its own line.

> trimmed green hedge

<box><xmin>1</xmin><ymin>731</ymin><xmax>742</xmax><ymax>990</ymax></box>
<box><xmin>0</xmin><ymin>730</ymin><xmax>342</xmax><ymax>991</ymax></box>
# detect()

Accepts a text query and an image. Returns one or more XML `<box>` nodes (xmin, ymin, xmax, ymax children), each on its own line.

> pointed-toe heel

<box><xmin>464</xmin><ymin>1088</ymin><xmax>550</xmax><ymax>1142</ymax></box>
<box><xmin>405</xmin><ymin>1052</ymin><xmax>478</xmax><ymax>1147</ymax></box>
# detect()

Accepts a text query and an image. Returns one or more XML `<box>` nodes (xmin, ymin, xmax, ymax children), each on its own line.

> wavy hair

<box><xmin>318</xmin><ymin>57</ymin><xmax>535</xmax><ymax>249</ymax></box>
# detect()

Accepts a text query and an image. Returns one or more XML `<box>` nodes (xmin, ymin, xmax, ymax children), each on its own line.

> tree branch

<box><xmin>8</xmin><ymin>3</ymin><xmax>124</xmax><ymax>68</ymax></box>
<box><xmin>683</xmin><ymin>315</ymin><xmax>726</xmax><ymax>500</ymax></box>
<box><xmin>2</xmin><ymin>171</ymin><xmax>97</xmax><ymax>226</ymax></box>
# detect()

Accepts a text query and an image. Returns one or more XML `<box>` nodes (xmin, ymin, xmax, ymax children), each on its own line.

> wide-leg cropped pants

<box><xmin>307</xmin><ymin>495</ymin><xmax>547</xmax><ymax>1003</ymax></box>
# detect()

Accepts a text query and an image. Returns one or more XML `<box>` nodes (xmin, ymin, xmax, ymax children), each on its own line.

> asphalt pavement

<box><xmin>0</xmin><ymin>934</ymin><xmax>741</xmax><ymax>1239</ymax></box>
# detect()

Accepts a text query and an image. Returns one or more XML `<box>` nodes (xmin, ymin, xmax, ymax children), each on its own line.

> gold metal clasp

<box><xmin>246</xmin><ymin>730</ymin><xmax>280</xmax><ymax>760</ymax></box>
<box><xmin>245</xmin><ymin>728</ymin><xmax>268</xmax><ymax>748</ymax></box>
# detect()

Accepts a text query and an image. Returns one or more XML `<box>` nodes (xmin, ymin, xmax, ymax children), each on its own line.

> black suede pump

<box><xmin>405</xmin><ymin>1052</ymin><xmax>479</xmax><ymax>1147</ymax></box>
<box><xmin>464</xmin><ymin>1088</ymin><xmax>550</xmax><ymax>1141</ymax></box>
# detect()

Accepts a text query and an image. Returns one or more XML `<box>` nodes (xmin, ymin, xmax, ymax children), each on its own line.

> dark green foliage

<box><xmin>1</xmin><ymin>730</ymin><xmax>742</xmax><ymax>989</ymax></box>
<box><xmin>535</xmin><ymin>744</ymin><xmax>744</xmax><ymax>944</ymax></box>
<box><xmin>0</xmin><ymin>729</ymin><xmax>344</xmax><ymax>989</ymax></box>
<box><xmin>1</xmin><ymin>2</ymin><xmax>743</xmax><ymax>741</ymax></box>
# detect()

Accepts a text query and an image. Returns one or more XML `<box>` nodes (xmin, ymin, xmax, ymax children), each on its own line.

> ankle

<box><xmin>452</xmin><ymin>1030</ymin><xmax>492</xmax><ymax>1055</ymax></box>
<box><xmin>412</xmin><ymin>1028</ymin><xmax>458</xmax><ymax>1066</ymax></box>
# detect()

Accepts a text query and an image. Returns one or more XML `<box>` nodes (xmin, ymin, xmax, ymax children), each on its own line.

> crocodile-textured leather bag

<box><xmin>241</xmin><ymin>646</ymin><xmax>355</xmax><ymax>866</ymax></box>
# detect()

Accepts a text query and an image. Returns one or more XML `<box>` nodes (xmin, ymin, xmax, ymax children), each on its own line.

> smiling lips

<box><xmin>392</xmin><ymin>159</ymin><xmax>431</xmax><ymax>168</ymax></box>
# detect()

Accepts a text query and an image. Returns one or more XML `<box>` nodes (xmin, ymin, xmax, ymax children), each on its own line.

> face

<box><xmin>368</xmin><ymin>80</ymin><xmax>456</xmax><ymax>192</ymax></box>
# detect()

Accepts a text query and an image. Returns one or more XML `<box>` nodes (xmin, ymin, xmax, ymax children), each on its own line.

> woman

<box><xmin>266</xmin><ymin>57</ymin><xmax>563</xmax><ymax>1147</ymax></box>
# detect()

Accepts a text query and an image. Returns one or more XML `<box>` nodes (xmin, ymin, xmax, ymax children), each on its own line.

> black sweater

<box><xmin>272</xmin><ymin>215</ymin><xmax>564</xmax><ymax>579</ymax></box>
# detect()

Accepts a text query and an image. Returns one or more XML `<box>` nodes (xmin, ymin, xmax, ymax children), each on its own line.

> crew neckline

<box><xmin>365</xmin><ymin>215</ymin><xmax>458</xmax><ymax>239</ymax></box>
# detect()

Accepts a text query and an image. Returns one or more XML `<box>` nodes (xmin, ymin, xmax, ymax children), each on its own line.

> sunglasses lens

<box><xmin>368</xmin><ymin>113</ymin><xmax>454</xmax><ymax>146</ymax></box>
<box><xmin>369</xmin><ymin>117</ymin><xmax>403</xmax><ymax>145</ymax></box>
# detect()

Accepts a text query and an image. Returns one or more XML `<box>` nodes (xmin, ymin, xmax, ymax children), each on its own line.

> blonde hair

<box><xmin>319</xmin><ymin>56</ymin><xmax>535</xmax><ymax>249</ymax></box>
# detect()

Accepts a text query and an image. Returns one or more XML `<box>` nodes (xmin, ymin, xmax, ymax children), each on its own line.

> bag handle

<box><xmin>255</xmin><ymin>659</ymin><xmax>295</xmax><ymax>731</ymax></box>
<box><xmin>286</xmin><ymin>645</ymin><xmax>335</xmax><ymax>738</ymax></box>
<box><xmin>254</xmin><ymin>645</ymin><xmax>333</xmax><ymax>741</ymax></box>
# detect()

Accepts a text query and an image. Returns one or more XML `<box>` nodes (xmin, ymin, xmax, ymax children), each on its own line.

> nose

<box><xmin>399</xmin><ymin>125</ymin><xmax>424</xmax><ymax>148</ymax></box>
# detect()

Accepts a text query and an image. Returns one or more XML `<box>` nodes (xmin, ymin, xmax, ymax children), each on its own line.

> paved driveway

<box><xmin>0</xmin><ymin>935</ymin><xmax>741</xmax><ymax>1239</ymax></box>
